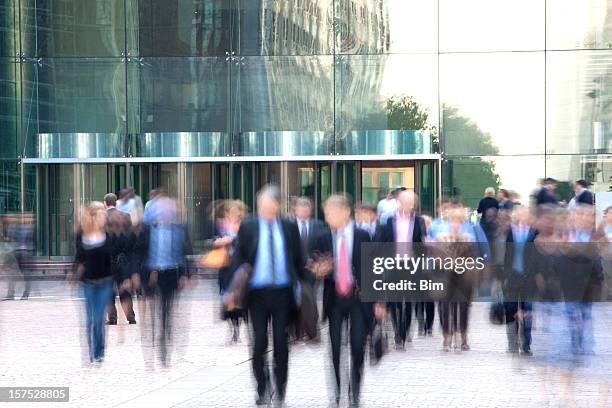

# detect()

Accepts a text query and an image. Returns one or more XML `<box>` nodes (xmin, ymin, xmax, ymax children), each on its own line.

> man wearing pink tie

<box><xmin>310</xmin><ymin>194</ymin><xmax>372</xmax><ymax>407</ymax></box>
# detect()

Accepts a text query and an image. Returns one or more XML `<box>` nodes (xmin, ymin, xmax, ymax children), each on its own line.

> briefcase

<box><xmin>223</xmin><ymin>263</ymin><xmax>252</xmax><ymax>311</ymax></box>
<box><xmin>294</xmin><ymin>279</ymin><xmax>319</xmax><ymax>340</ymax></box>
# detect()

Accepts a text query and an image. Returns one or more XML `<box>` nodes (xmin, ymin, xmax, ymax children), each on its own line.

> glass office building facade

<box><xmin>1</xmin><ymin>0</ymin><xmax>611</xmax><ymax>258</ymax></box>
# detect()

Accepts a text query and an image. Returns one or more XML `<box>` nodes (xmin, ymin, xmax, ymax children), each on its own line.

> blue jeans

<box><xmin>83</xmin><ymin>278</ymin><xmax>114</xmax><ymax>361</ymax></box>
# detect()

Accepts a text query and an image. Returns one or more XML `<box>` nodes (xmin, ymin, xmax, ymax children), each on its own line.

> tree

<box><xmin>442</xmin><ymin>105</ymin><xmax>501</xmax><ymax>209</ymax></box>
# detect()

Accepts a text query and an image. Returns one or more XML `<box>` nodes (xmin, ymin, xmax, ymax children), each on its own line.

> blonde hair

<box><xmin>484</xmin><ymin>187</ymin><xmax>496</xmax><ymax>197</ymax></box>
<box><xmin>80</xmin><ymin>202</ymin><xmax>106</xmax><ymax>236</ymax></box>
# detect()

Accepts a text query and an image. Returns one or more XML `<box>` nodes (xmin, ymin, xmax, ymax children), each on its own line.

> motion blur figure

<box><xmin>104</xmin><ymin>193</ymin><xmax>136</xmax><ymax>325</ymax></box>
<box><xmin>231</xmin><ymin>185</ymin><xmax>309</xmax><ymax>406</ymax></box>
<box><xmin>4</xmin><ymin>212</ymin><xmax>35</xmax><ymax>300</ymax></box>
<box><xmin>72</xmin><ymin>202</ymin><xmax>113</xmax><ymax>363</ymax></box>
<box><xmin>212</xmin><ymin>199</ymin><xmax>247</xmax><ymax>344</ymax></box>
<box><xmin>354</xmin><ymin>204</ymin><xmax>378</xmax><ymax>240</ymax></box>
<box><xmin>378</xmin><ymin>191</ymin><xmax>428</xmax><ymax>347</ymax></box>
<box><xmin>503</xmin><ymin>205</ymin><xmax>537</xmax><ymax>356</ymax></box>
<box><xmin>310</xmin><ymin>194</ymin><xmax>372</xmax><ymax>407</ymax></box>
<box><xmin>434</xmin><ymin>205</ymin><xmax>477</xmax><ymax>352</ymax></box>
<box><xmin>144</xmin><ymin>193</ymin><xmax>191</xmax><ymax>366</ymax></box>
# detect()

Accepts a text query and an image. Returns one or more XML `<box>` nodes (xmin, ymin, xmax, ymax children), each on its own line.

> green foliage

<box><xmin>443</xmin><ymin>105</ymin><xmax>499</xmax><ymax>156</ymax></box>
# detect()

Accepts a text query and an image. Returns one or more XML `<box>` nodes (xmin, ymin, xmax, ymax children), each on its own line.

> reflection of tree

<box><xmin>443</xmin><ymin>106</ymin><xmax>498</xmax><ymax>155</ymax></box>
<box><xmin>443</xmin><ymin>105</ymin><xmax>500</xmax><ymax>209</ymax></box>
<box><xmin>385</xmin><ymin>95</ymin><xmax>439</xmax><ymax>151</ymax></box>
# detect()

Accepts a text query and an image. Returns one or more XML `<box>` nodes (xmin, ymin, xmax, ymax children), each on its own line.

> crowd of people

<box><xmin>1</xmin><ymin>177</ymin><xmax>610</xmax><ymax>407</ymax></box>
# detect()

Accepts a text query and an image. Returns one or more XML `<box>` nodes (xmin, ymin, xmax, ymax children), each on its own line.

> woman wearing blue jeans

<box><xmin>73</xmin><ymin>202</ymin><xmax>114</xmax><ymax>363</ymax></box>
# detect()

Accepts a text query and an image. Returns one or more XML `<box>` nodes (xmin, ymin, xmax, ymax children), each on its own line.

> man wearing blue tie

<box><xmin>232</xmin><ymin>185</ymin><xmax>311</xmax><ymax>406</ymax></box>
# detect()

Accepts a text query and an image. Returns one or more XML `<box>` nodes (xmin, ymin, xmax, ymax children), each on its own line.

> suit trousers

<box><xmin>248</xmin><ymin>287</ymin><xmax>293</xmax><ymax>399</ymax></box>
<box><xmin>389</xmin><ymin>301</ymin><xmax>412</xmax><ymax>343</ymax></box>
<box><xmin>329</xmin><ymin>295</ymin><xmax>367</xmax><ymax>403</ymax></box>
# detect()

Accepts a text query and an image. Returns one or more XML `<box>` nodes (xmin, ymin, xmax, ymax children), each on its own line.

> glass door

<box><xmin>360</xmin><ymin>161</ymin><xmax>415</xmax><ymax>206</ymax></box>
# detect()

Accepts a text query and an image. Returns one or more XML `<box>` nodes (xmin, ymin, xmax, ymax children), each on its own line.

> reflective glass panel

<box><xmin>0</xmin><ymin>0</ymin><xmax>17</xmax><ymax>57</ymax></box>
<box><xmin>239</xmin><ymin>0</ymin><xmax>333</xmax><ymax>56</ymax></box>
<box><xmin>547</xmin><ymin>0</ymin><xmax>612</xmax><ymax>50</ymax></box>
<box><xmin>439</xmin><ymin>0</ymin><xmax>544</xmax><ymax>52</ymax></box>
<box><xmin>233</xmin><ymin>55</ymin><xmax>334</xmax><ymax>156</ymax></box>
<box><xmin>0</xmin><ymin>60</ymin><xmax>19</xmax><ymax>159</ymax></box>
<box><xmin>546</xmin><ymin>50</ymin><xmax>612</xmax><ymax>154</ymax></box>
<box><xmin>21</xmin><ymin>59</ymin><xmax>128</xmax><ymax>159</ymax></box>
<box><xmin>136</xmin><ymin>0</ymin><xmax>234</xmax><ymax>57</ymax></box>
<box><xmin>441</xmin><ymin>52</ymin><xmax>545</xmax><ymax>155</ymax></box>
<box><xmin>335</xmin><ymin>0</ymin><xmax>437</xmax><ymax>54</ymax></box>
<box><xmin>21</xmin><ymin>0</ymin><xmax>126</xmax><ymax>57</ymax></box>
<box><xmin>443</xmin><ymin>155</ymin><xmax>545</xmax><ymax>210</ymax></box>
<box><xmin>545</xmin><ymin>154</ymin><xmax>612</xmax><ymax>202</ymax></box>
<box><xmin>335</xmin><ymin>54</ymin><xmax>438</xmax><ymax>155</ymax></box>
<box><xmin>0</xmin><ymin>160</ymin><xmax>20</xmax><ymax>214</ymax></box>
<box><xmin>134</xmin><ymin>57</ymin><xmax>230</xmax><ymax>157</ymax></box>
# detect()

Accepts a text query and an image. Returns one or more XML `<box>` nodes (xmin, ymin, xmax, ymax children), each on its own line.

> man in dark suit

<box><xmin>535</xmin><ymin>178</ymin><xmax>559</xmax><ymax>206</ymax></box>
<box><xmin>378</xmin><ymin>191</ymin><xmax>430</xmax><ymax>344</ymax></box>
<box><xmin>103</xmin><ymin>193</ymin><xmax>136</xmax><ymax>325</ymax></box>
<box><xmin>293</xmin><ymin>196</ymin><xmax>325</xmax><ymax>258</ymax></box>
<box><xmin>310</xmin><ymin>194</ymin><xmax>372</xmax><ymax>407</ymax></box>
<box><xmin>232</xmin><ymin>185</ymin><xmax>311</xmax><ymax>406</ymax></box>
<box><xmin>503</xmin><ymin>205</ymin><xmax>537</xmax><ymax>356</ymax></box>
<box><xmin>574</xmin><ymin>179</ymin><xmax>594</xmax><ymax>206</ymax></box>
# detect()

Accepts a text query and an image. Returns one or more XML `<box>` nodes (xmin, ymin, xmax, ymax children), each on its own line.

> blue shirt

<box><xmin>148</xmin><ymin>224</ymin><xmax>185</xmax><ymax>271</ymax></box>
<box><xmin>250</xmin><ymin>218</ymin><xmax>290</xmax><ymax>289</ymax></box>
<box><xmin>512</xmin><ymin>224</ymin><xmax>530</xmax><ymax>273</ymax></box>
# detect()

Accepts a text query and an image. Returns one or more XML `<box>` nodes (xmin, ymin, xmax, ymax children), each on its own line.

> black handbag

<box><xmin>369</xmin><ymin>321</ymin><xmax>388</xmax><ymax>364</ymax></box>
<box><xmin>489</xmin><ymin>302</ymin><xmax>506</xmax><ymax>325</ymax></box>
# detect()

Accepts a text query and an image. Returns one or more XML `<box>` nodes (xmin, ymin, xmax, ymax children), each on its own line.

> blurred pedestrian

<box><xmin>310</xmin><ymin>194</ymin><xmax>372</xmax><ymax>406</ymax></box>
<box><xmin>4</xmin><ymin>213</ymin><xmax>35</xmax><ymax>300</ymax></box>
<box><xmin>497</xmin><ymin>189</ymin><xmax>514</xmax><ymax>212</ymax></box>
<box><xmin>503</xmin><ymin>205</ymin><xmax>537</xmax><ymax>356</ymax></box>
<box><xmin>355</xmin><ymin>204</ymin><xmax>378</xmax><ymax>240</ymax></box>
<box><xmin>568</xmin><ymin>179</ymin><xmax>594</xmax><ymax>209</ymax></box>
<box><xmin>377</xmin><ymin>188</ymin><xmax>400</xmax><ymax>225</ymax></box>
<box><xmin>536</xmin><ymin>178</ymin><xmax>559</xmax><ymax>207</ymax></box>
<box><xmin>434</xmin><ymin>205</ymin><xmax>477</xmax><ymax>352</ymax></box>
<box><xmin>231</xmin><ymin>185</ymin><xmax>311</xmax><ymax>406</ymax></box>
<box><xmin>72</xmin><ymin>202</ymin><xmax>113</xmax><ymax>363</ymax></box>
<box><xmin>211</xmin><ymin>200</ymin><xmax>248</xmax><ymax>343</ymax></box>
<box><xmin>378</xmin><ymin>191</ymin><xmax>428</xmax><ymax>346</ymax></box>
<box><xmin>146</xmin><ymin>195</ymin><xmax>191</xmax><ymax>365</ymax></box>
<box><xmin>104</xmin><ymin>193</ymin><xmax>136</xmax><ymax>325</ymax></box>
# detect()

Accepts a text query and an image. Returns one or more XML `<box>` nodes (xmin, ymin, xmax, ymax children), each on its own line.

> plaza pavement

<box><xmin>0</xmin><ymin>280</ymin><xmax>610</xmax><ymax>407</ymax></box>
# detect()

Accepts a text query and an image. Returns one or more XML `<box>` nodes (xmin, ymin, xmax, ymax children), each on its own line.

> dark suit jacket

<box><xmin>311</xmin><ymin>224</ymin><xmax>372</xmax><ymax>321</ymax></box>
<box><xmin>377</xmin><ymin>213</ymin><xmax>426</xmax><ymax>243</ymax></box>
<box><xmin>293</xmin><ymin>217</ymin><xmax>325</xmax><ymax>258</ymax></box>
<box><xmin>536</xmin><ymin>187</ymin><xmax>558</xmax><ymax>206</ymax></box>
<box><xmin>504</xmin><ymin>226</ymin><xmax>538</xmax><ymax>269</ymax></box>
<box><xmin>577</xmin><ymin>190</ymin><xmax>594</xmax><ymax>205</ymax></box>
<box><xmin>232</xmin><ymin>216</ymin><xmax>313</xmax><ymax>294</ymax></box>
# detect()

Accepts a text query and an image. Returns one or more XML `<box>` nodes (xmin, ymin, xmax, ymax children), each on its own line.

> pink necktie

<box><xmin>336</xmin><ymin>233</ymin><xmax>351</xmax><ymax>297</ymax></box>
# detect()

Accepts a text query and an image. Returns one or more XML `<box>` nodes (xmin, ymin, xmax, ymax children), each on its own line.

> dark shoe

<box><xmin>20</xmin><ymin>293</ymin><xmax>29</xmax><ymax>300</ymax></box>
<box><xmin>255</xmin><ymin>394</ymin><xmax>271</xmax><ymax>406</ymax></box>
<box><xmin>521</xmin><ymin>348</ymin><xmax>533</xmax><ymax>357</ymax></box>
<box><xmin>461</xmin><ymin>343</ymin><xmax>470</xmax><ymax>351</ymax></box>
<box><xmin>106</xmin><ymin>320</ymin><xmax>117</xmax><ymax>325</ymax></box>
<box><xmin>3</xmin><ymin>296</ymin><xmax>14</xmax><ymax>301</ymax></box>
<box><xmin>128</xmin><ymin>320</ymin><xmax>137</xmax><ymax>325</ymax></box>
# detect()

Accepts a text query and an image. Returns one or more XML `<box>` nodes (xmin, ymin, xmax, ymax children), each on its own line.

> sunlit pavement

<box><xmin>0</xmin><ymin>280</ymin><xmax>610</xmax><ymax>407</ymax></box>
